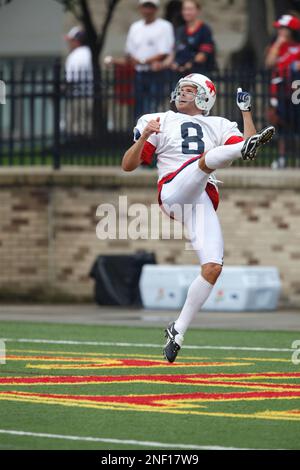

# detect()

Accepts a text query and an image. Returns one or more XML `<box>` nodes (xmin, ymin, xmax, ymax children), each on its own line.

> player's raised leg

<box><xmin>199</xmin><ymin>89</ymin><xmax>275</xmax><ymax>173</ymax></box>
<box><xmin>200</xmin><ymin>125</ymin><xmax>275</xmax><ymax>172</ymax></box>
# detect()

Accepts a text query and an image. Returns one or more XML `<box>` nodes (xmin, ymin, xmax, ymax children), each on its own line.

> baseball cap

<box><xmin>64</xmin><ymin>26</ymin><xmax>85</xmax><ymax>41</ymax></box>
<box><xmin>139</xmin><ymin>0</ymin><xmax>160</xmax><ymax>6</ymax></box>
<box><xmin>273</xmin><ymin>14</ymin><xmax>300</xmax><ymax>31</ymax></box>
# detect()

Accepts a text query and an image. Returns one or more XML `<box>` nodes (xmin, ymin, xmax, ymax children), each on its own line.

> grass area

<box><xmin>0</xmin><ymin>320</ymin><xmax>300</xmax><ymax>450</ymax></box>
<box><xmin>0</xmin><ymin>154</ymin><xmax>122</xmax><ymax>167</ymax></box>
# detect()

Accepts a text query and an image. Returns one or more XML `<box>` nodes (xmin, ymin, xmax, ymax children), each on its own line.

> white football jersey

<box><xmin>134</xmin><ymin>110</ymin><xmax>243</xmax><ymax>181</ymax></box>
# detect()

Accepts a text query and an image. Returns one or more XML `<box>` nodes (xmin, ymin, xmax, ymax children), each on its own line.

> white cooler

<box><xmin>139</xmin><ymin>265</ymin><xmax>281</xmax><ymax>311</ymax></box>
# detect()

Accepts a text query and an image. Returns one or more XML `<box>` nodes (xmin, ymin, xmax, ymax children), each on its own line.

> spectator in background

<box><xmin>65</xmin><ymin>26</ymin><xmax>93</xmax><ymax>86</ymax></box>
<box><xmin>105</xmin><ymin>0</ymin><xmax>174</xmax><ymax>118</ymax></box>
<box><xmin>64</xmin><ymin>26</ymin><xmax>93</xmax><ymax>135</ymax></box>
<box><xmin>265</xmin><ymin>14</ymin><xmax>300</xmax><ymax>169</ymax></box>
<box><xmin>164</xmin><ymin>0</ymin><xmax>184</xmax><ymax>29</ymax></box>
<box><xmin>165</xmin><ymin>0</ymin><xmax>216</xmax><ymax>74</ymax></box>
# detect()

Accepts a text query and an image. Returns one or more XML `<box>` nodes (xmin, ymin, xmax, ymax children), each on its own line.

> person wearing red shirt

<box><xmin>265</xmin><ymin>14</ymin><xmax>300</xmax><ymax>168</ymax></box>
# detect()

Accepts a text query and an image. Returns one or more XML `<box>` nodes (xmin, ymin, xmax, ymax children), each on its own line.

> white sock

<box><xmin>205</xmin><ymin>141</ymin><xmax>244</xmax><ymax>170</ymax></box>
<box><xmin>175</xmin><ymin>274</ymin><xmax>214</xmax><ymax>335</ymax></box>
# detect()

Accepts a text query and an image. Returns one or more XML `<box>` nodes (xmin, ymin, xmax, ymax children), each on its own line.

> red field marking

<box><xmin>6</xmin><ymin>355</ymin><xmax>229</xmax><ymax>367</ymax></box>
<box><xmin>24</xmin><ymin>359</ymin><xmax>245</xmax><ymax>370</ymax></box>
<box><xmin>1</xmin><ymin>373</ymin><xmax>300</xmax><ymax>391</ymax></box>
<box><xmin>1</xmin><ymin>388</ymin><xmax>300</xmax><ymax>421</ymax></box>
<box><xmin>6</xmin><ymin>351</ymin><xmax>300</xmax><ymax>373</ymax></box>
<box><xmin>7</xmin><ymin>355</ymin><xmax>226</xmax><ymax>367</ymax></box>
<box><xmin>1</xmin><ymin>389</ymin><xmax>300</xmax><ymax>407</ymax></box>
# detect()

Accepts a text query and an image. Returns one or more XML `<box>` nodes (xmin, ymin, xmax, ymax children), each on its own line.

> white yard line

<box><xmin>2</xmin><ymin>337</ymin><xmax>293</xmax><ymax>352</ymax></box>
<box><xmin>0</xmin><ymin>429</ymin><xmax>253</xmax><ymax>450</ymax></box>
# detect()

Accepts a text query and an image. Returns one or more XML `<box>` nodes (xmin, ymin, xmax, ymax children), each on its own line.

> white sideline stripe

<box><xmin>2</xmin><ymin>337</ymin><xmax>292</xmax><ymax>352</ymax></box>
<box><xmin>0</xmin><ymin>429</ymin><xmax>252</xmax><ymax>450</ymax></box>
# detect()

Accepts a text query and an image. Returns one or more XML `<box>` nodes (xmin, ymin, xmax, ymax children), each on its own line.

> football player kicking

<box><xmin>122</xmin><ymin>73</ymin><xmax>275</xmax><ymax>363</ymax></box>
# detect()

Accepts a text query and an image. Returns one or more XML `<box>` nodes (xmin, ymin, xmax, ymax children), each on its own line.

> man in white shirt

<box><xmin>126</xmin><ymin>0</ymin><xmax>174</xmax><ymax>72</ymax></box>
<box><xmin>126</xmin><ymin>0</ymin><xmax>175</xmax><ymax>117</ymax></box>
<box><xmin>104</xmin><ymin>1</ymin><xmax>174</xmax><ymax>118</ymax></box>
<box><xmin>64</xmin><ymin>26</ymin><xmax>93</xmax><ymax>135</ymax></box>
<box><xmin>65</xmin><ymin>26</ymin><xmax>93</xmax><ymax>85</ymax></box>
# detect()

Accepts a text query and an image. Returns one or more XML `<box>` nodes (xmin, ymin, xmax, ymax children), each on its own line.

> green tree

<box><xmin>55</xmin><ymin>0</ymin><xmax>121</xmax><ymax>79</ymax></box>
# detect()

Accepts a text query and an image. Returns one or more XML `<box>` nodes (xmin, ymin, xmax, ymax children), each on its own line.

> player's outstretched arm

<box><xmin>236</xmin><ymin>88</ymin><xmax>257</xmax><ymax>139</ymax></box>
<box><xmin>121</xmin><ymin>118</ymin><xmax>160</xmax><ymax>172</ymax></box>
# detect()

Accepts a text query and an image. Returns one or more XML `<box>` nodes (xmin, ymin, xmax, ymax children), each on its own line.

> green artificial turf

<box><xmin>0</xmin><ymin>320</ymin><xmax>300</xmax><ymax>450</ymax></box>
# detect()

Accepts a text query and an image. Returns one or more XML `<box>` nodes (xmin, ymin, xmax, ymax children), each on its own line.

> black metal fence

<box><xmin>0</xmin><ymin>61</ymin><xmax>300</xmax><ymax>168</ymax></box>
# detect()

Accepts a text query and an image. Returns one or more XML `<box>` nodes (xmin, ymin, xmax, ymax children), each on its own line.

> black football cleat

<box><xmin>241</xmin><ymin>126</ymin><xmax>275</xmax><ymax>161</ymax></box>
<box><xmin>163</xmin><ymin>322</ymin><xmax>184</xmax><ymax>363</ymax></box>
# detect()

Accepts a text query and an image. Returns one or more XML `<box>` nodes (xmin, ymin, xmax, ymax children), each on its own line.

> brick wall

<box><xmin>0</xmin><ymin>167</ymin><xmax>299</xmax><ymax>306</ymax></box>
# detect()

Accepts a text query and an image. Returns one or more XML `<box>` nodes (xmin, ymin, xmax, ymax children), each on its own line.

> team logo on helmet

<box><xmin>205</xmin><ymin>80</ymin><xmax>216</xmax><ymax>96</ymax></box>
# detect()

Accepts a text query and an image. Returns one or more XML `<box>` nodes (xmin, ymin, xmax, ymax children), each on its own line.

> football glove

<box><xmin>237</xmin><ymin>87</ymin><xmax>251</xmax><ymax>112</ymax></box>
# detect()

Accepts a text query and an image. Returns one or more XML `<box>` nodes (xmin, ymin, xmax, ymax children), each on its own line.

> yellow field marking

<box><xmin>1</xmin><ymin>374</ymin><xmax>300</xmax><ymax>393</ymax></box>
<box><xmin>0</xmin><ymin>392</ymin><xmax>299</xmax><ymax>422</ymax></box>
<box><xmin>209</xmin><ymin>374</ymin><xmax>300</xmax><ymax>381</ymax></box>
<box><xmin>184</xmin><ymin>380</ymin><xmax>300</xmax><ymax>392</ymax></box>
<box><xmin>25</xmin><ymin>361</ymin><xmax>250</xmax><ymax>370</ymax></box>
<box><xmin>8</xmin><ymin>349</ymin><xmax>212</xmax><ymax>362</ymax></box>
<box><xmin>8</xmin><ymin>348</ymin><xmax>292</xmax><ymax>365</ymax></box>
<box><xmin>9</xmin><ymin>348</ymin><xmax>249</xmax><ymax>362</ymax></box>
<box><xmin>260</xmin><ymin>409</ymin><xmax>300</xmax><ymax>419</ymax></box>
<box><xmin>227</xmin><ymin>357</ymin><xmax>291</xmax><ymax>363</ymax></box>
<box><xmin>6</xmin><ymin>355</ymin><xmax>124</xmax><ymax>364</ymax></box>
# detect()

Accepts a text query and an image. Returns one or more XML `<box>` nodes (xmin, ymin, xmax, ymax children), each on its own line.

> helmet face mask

<box><xmin>170</xmin><ymin>73</ymin><xmax>216</xmax><ymax>116</ymax></box>
<box><xmin>172</xmin><ymin>87</ymin><xmax>197</xmax><ymax>103</ymax></box>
